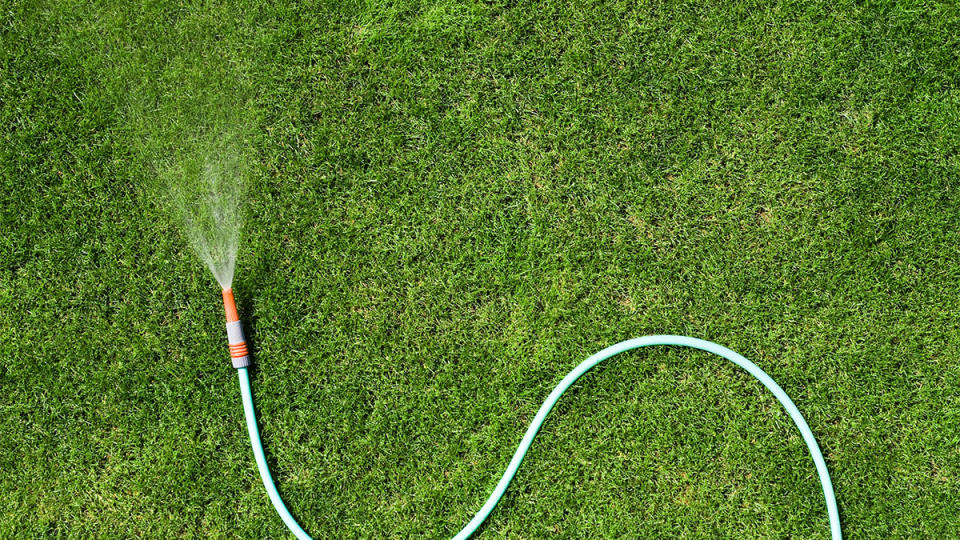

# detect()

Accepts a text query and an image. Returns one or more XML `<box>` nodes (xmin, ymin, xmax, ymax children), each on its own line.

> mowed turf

<box><xmin>2</xmin><ymin>1</ymin><xmax>959</xmax><ymax>537</ymax></box>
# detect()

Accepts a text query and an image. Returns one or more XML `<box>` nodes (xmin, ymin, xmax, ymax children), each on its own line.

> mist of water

<box><xmin>165</xmin><ymin>133</ymin><xmax>248</xmax><ymax>289</ymax></box>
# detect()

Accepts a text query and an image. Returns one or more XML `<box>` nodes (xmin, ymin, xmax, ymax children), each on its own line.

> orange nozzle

<box><xmin>222</xmin><ymin>288</ymin><xmax>251</xmax><ymax>368</ymax></box>
<box><xmin>222</xmin><ymin>288</ymin><xmax>240</xmax><ymax>322</ymax></box>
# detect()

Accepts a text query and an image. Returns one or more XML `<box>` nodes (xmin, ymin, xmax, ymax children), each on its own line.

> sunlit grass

<box><xmin>2</xmin><ymin>1</ymin><xmax>959</xmax><ymax>538</ymax></box>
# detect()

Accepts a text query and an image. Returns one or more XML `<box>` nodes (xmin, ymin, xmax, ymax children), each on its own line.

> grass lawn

<box><xmin>2</xmin><ymin>0</ymin><xmax>959</xmax><ymax>537</ymax></box>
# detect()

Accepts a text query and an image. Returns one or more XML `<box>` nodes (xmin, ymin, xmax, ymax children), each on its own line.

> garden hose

<box><xmin>222</xmin><ymin>288</ymin><xmax>842</xmax><ymax>539</ymax></box>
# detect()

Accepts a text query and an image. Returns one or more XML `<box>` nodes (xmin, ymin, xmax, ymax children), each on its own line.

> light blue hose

<box><xmin>237</xmin><ymin>335</ymin><xmax>841</xmax><ymax>539</ymax></box>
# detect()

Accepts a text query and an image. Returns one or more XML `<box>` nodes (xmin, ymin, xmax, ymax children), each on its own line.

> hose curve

<box><xmin>237</xmin><ymin>335</ymin><xmax>841</xmax><ymax>539</ymax></box>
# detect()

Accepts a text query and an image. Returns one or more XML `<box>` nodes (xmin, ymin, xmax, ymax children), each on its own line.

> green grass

<box><xmin>2</xmin><ymin>0</ymin><xmax>960</xmax><ymax>537</ymax></box>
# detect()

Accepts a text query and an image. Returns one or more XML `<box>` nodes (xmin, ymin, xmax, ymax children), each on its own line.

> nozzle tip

<box><xmin>222</xmin><ymin>288</ymin><xmax>239</xmax><ymax>322</ymax></box>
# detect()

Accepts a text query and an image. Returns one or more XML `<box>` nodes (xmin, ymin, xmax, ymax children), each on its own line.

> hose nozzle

<box><xmin>223</xmin><ymin>288</ymin><xmax>251</xmax><ymax>369</ymax></box>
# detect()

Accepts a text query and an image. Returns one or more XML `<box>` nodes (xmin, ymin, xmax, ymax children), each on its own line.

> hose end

<box><xmin>223</xmin><ymin>288</ymin><xmax>251</xmax><ymax>369</ymax></box>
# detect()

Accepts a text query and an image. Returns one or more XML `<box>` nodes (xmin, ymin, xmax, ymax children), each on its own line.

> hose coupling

<box><xmin>222</xmin><ymin>288</ymin><xmax>251</xmax><ymax>369</ymax></box>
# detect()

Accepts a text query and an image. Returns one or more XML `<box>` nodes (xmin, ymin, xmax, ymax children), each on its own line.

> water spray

<box><xmin>217</xmin><ymin>286</ymin><xmax>842</xmax><ymax>539</ymax></box>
